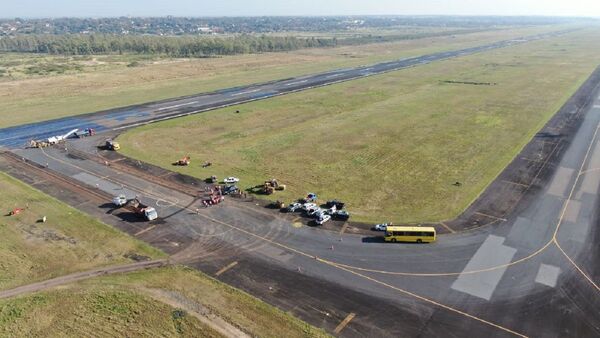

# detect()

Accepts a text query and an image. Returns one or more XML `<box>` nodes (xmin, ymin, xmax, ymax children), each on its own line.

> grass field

<box><xmin>0</xmin><ymin>25</ymin><xmax>563</xmax><ymax>128</ymax></box>
<box><xmin>0</xmin><ymin>172</ymin><xmax>328</xmax><ymax>336</ymax></box>
<box><xmin>0</xmin><ymin>172</ymin><xmax>164</xmax><ymax>290</ymax></box>
<box><xmin>0</xmin><ymin>266</ymin><xmax>330</xmax><ymax>338</ymax></box>
<box><xmin>118</xmin><ymin>28</ymin><xmax>600</xmax><ymax>224</ymax></box>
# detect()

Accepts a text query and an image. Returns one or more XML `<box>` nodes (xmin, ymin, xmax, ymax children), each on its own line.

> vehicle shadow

<box><xmin>361</xmin><ymin>236</ymin><xmax>385</xmax><ymax>243</ymax></box>
<box><xmin>99</xmin><ymin>203</ymin><xmax>120</xmax><ymax>214</ymax></box>
<box><xmin>111</xmin><ymin>211</ymin><xmax>150</xmax><ymax>223</ymax></box>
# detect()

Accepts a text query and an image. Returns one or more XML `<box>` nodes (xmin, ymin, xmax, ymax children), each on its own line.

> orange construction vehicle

<box><xmin>173</xmin><ymin>155</ymin><xmax>191</xmax><ymax>166</ymax></box>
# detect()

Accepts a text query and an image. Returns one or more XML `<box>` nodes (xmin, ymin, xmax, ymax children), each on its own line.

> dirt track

<box><xmin>0</xmin><ymin>260</ymin><xmax>168</xmax><ymax>300</ymax></box>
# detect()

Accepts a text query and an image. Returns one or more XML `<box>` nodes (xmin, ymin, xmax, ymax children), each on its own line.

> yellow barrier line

<box><xmin>215</xmin><ymin>261</ymin><xmax>238</xmax><ymax>276</ymax></box>
<box><xmin>334</xmin><ymin>312</ymin><xmax>356</xmax><ymax>334</ymax></box>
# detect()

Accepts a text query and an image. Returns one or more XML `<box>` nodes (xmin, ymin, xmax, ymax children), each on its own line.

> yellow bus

<box><xmin>384</xmin><ymin>226</ymin><xmax>436</xmax><ymax>243</ymax></box>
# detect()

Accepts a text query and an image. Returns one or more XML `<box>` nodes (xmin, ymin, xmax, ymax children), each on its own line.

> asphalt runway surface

<box><xmin>0</xmin><ymin>29</ymin><xmax>572</xmax><ymax>149</ymax></box>
<box><xmin>0</xmin><ymin>28</ymin><xmax>598</xmax><ymax>336</ymax></box>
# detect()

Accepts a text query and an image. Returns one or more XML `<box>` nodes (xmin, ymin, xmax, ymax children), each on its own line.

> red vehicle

<box><xmin>203</xmin><ymin>195</ymin><xmax>224</xmax><ymax>207</ymax></box>
<box><xmin>75</xmin><ymin>128</ymin><xmax>95</xmax><ymax>138</ymax></box>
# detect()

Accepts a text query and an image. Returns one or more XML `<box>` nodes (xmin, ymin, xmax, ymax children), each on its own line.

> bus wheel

<box><xmin>391</xmin><ymin>238</ymin><xmax>397</xmax><ymax>243</ymax></box>
<box><xmin>416</xmin><ymin>239</ymin><xmax>422</xmax><ymax>243</ymax></box>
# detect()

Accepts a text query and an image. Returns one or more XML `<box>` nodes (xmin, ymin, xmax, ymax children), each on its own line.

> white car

<box><xmin>307</xmin><ymin>207</ymin><xmax>322</xmax><ymax>217</ymax></box>
<box><xmin>325</xmin><ymin>204</ymin><xmax>337</xmax><ymax>215</ymax></box>
<box><xmin>112</xmin><ymin>195</ymin><xmax>127</xmax><ymax>207</ymax></box>
<box><xmin>373</xmin><ymin>223</ymin><xmax>391</xmax><ymax>231</ymax></box>
<box><xmin>314</xmin><ymin>209</ymin><xmax>329</xmax><ymax>219</ymax></box>
<box><xmin>224</xmin><ymin>177</ymin><xmax>240</xmax><ymax>184</ymax></box>
<box><xmin>316</xmin><ymin>214</ymin><xmax>331</xmax><ymax>225</ymax></box>
<box><xmin>302</xmin><ymin>203</ymin><xmax>317</xmax><ymax>211</ymax></box>
<box><xmin>287</xmin><ymin>202</ymin><xmax>302</xmax><ymax>212</ymax></box>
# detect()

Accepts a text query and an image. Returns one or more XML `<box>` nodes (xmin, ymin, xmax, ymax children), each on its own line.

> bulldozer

<box><xmin>261</xmin><ymin>179</ymin><xmax>286</xmax><ymax>195</ymax></box>
<box><xmin>173</xmin><ymin>155</ymin><xmax>191</xmax><ymax>166</ymax></box>
<box><xmin>29</xmin><ymin>140</ymin><xmax>49</xmax><ymax>148</ymax></box>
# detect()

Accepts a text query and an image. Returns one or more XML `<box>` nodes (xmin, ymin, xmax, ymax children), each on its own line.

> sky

<box><xmin>2</xmin><ymin>0</ymin><xmax>600</xmax><ymax>18</ymax></box>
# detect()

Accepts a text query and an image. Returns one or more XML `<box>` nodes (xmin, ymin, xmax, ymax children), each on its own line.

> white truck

<box><xmin>47</xmin><ymin>128</ymin><xmax>78</xmax><ymax>145</ymax></box>
<box><xmin>118</xmin><ymin>197</ymin><xmax>158</xmax><ymax>221</ymax></box>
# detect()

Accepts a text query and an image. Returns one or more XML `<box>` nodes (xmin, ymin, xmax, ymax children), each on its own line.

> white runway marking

<box><xmin>535</xmin><ymin>264</ymin><xmax>560</xmax><ymax>287</ymax></box>
<box><xmin>451</xmin><ymin>235</ymin><xmax>516</xmax><ymax>301</ymax></box>
<box><xmin>285</xmin><ymin>80</ymin><xmax>308</xmax><ymax>86</ymax></box>
<box><xmin>231</xmin><ymin>89</ymin><xmax>261</xmax><ymax>96</ymax></box>
<box><xmin>547</xmin><ymin>167</ymin><xmax>575</xmax><ymax>197</ymax></box>
<box><xmin>72</xmin><ymin>172</ymin><xmax>137</xmax><ymax>198</ymax></box>
<box><xmin>326</xmin><ymin>74</ymin><xmax>342</xmax><ymax>79</ymax></box>
<box><xmin>562</xmin><ymin>200</ymin><xmax>581</xmax><ymax>223</ymax></box>
<box><xmin>156</xmin><ymin>101</ymin><xmax>198</xmax><ymax>111</ymax></box>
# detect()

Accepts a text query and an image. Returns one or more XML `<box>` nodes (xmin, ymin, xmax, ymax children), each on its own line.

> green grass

<box><xmin>0</xmin><ymin>172</ymin><xmax>165</xmax><ymax>290</ymax></box>
<box><xmin>0</xmin><ymin>25</ymin><xmax>564</xmax><ymax>128</ymax></box>
<box><xmin>0</xmin><ymin>172</ymin><xmax>327</xmax><ymax>336</ymax></box>
<box><xmin>118</xmin><ymin>28</ymin><xmax>600</xmax><ymax>224</ymax></box>
<box><xmin>0</xmin><ymin>266</ymin><xmax>330</xmax><ymax>338</ymax></box>
<box><xmin>0</xmin><ymin>284</ymin><xmax>222</xmax><ymax>337</ymax></box>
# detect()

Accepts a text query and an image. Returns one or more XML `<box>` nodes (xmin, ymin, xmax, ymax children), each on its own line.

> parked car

<box><xmin>373</xmin><ymin>223</ymin><xmax>391</xmax><ymax>231</ymax></box>
<box><xmin>287</xmin><ymin>202</ymin><xmax>302</xmax><ymax>212</ymax></box>
<box><xmin>306</xmin><ymin>207</ymin><xmax>324</xmax><ymax>217</ymax></box>
<box><xmin>303</xmin><ymin>193</ymin><xmax>318</xmax><ymax>203</ymax></box>
<box><xmin>307</xmin><ymin>207</ymin><xmax>321</xmax><ymax>217</ymax></box>
<box><xmin>324</xmin><ymin>204</ymin><xmax>337</xmax><ymax>215</ymax></box>
<box><xmin>302</xmin><ymin>202</ymin><xmax>317</xmax><ymax>211</ymax></box>
<box><xmin>224</xmin><ymin>177</ymin><xmax>240</xmax><ymax>184</ymax></box>
<box><xmin>334</xmin><ymin>210</ymin><xmax>350</xmax><ymax>221</ymax></box>
<box><xmin>112</xmin><ymin>195</ymin><xmax>127</xmax><ymax>207</ymax></box>
<box><xmin>326</xmin><ymin>200</ymin><xmax>345</xmax><ymax>209</ymax></box>
<box><xmin>316</xmin><ymin>214</ymin><xmax>332</xmax><ymax>225</ymax></box>
<box><xmin>314</xmin><ymin>209</ymin><xmax>329</xmax><ymax>219</ymax></box>
<box><xmin>223</xmin><ymin>185</ymin><xmax>239</xmax><ymax>195</ymax></box>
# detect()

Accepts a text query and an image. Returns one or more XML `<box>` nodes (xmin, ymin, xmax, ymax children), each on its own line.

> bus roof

<box><xmin>386</xmin><ymin>226</ymin><xmax>436</xmax><ymax>232</ymax></box>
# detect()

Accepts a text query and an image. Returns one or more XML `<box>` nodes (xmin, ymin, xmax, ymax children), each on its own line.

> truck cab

<box><xmin>144</xmin><ymin>207</ymin><xmax>158</xmax><ymax>221</ymax></box>
<box><xmin>105</xmin><ymin>140</ymin><xmax>120</xmax><ymax>151</ymax></box>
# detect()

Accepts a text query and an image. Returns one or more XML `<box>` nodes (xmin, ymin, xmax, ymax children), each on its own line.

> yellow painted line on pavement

<box><xmin>134</xmin><ymin>225</ymin><xmax>156</xmax><ymax>237</ymax></box>
<box><xmin>339</xmin><ymin>223</ymin><xmax>349</xmax><ymax>235</ymax></box>
<box><xmin>215</xmin><ymin>261</ymin><xmax>238</xmax><ymax>276</ymax></box>
<box><xmin>334</xmin><ymin>312</ymin><xmax>356</xmax><ymax>334</ymax></box>
<box><xmin>331</xmin><ymin>263</ymin><xmax>528</xmax><ymax>338</ymax></box>
<box><xmin>474</xmin><ymin>212</ymin><xmax>507</xmax><ymax>222</ymax></box>
<box><xmin>438</xmin><ymin>222</ymin><xmax>456</xmax><ymax>234</ymax></box>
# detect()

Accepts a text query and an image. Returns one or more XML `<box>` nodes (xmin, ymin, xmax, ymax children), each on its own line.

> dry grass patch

<box><xmin>0</xmin><ymin>266</ymin><xmax>330</xmax><ymax>338</ymax></box>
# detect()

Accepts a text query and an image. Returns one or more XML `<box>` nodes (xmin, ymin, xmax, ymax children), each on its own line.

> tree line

<box><xmin>0</xmin><ymin>34</ymin><xmax>339</xmax><ymax>57</ymax></box>
<box><xmin>0</xmin><ymin>28</ymin><xmax>489</xmax><ymax>57</ymax></box>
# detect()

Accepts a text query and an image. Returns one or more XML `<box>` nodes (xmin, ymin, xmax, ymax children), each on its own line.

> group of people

<box><xmin>201</xmin><ymin>185</ymin><xmax>224</xmax><ymax>207</ymax></box>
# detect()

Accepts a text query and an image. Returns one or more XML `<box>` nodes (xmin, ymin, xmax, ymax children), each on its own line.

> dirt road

<box><xmin>0</xmin><ymin>259</ymin><xmax>169</xmax><ymax>299</ymax></box>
